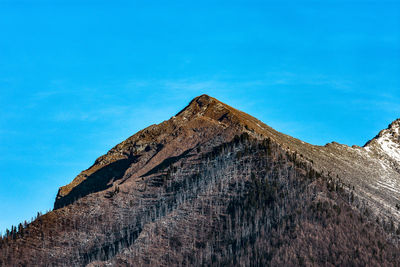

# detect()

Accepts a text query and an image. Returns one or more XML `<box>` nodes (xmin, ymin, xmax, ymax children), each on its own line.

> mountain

<box><xmin>1</xmin><ymin>94</ymin><xmax>400</xmax><ymax>266</ymax></box>
<box><xmin>365</xmin><ymin>119</ymin><xmax>400</xmax><ymax>164</ymax></box>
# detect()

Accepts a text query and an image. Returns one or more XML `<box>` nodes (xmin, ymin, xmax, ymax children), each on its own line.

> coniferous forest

<box><xmin>1</xmin><ymin>133</ymin><xmax>400</xmax><ymax>266</ymax></box>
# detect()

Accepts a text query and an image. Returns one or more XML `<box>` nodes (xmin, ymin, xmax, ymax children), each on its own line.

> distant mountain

<box><xmin>1</xmin><ymin>95</ymin><xmax>400</xmax><ymax>266</ymax></box>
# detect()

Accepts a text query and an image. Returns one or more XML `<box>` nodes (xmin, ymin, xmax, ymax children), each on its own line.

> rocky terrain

<box><xmin>1</xmin><ymin>94</ymin><xmax>400</xmax><ymax>266</ymax></box>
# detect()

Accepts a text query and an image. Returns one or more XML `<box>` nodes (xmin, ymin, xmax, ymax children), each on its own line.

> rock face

<box><xmin>365</xmin><ymin>119</ymin><xmax>400</xmax><ymax>164</ymax></box>
<box><xmin>1</xmin><ymin>95</ymin><xmax>400</xmax><ymax>266</ymax></box>
<box><xmin>54</xmin><ymin>95</ymin><xmax>249</xmax><ymax>209</ymax></box>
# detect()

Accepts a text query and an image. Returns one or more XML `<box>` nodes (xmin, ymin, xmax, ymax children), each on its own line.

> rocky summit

<box><xmin>1</xmin><ymin>94</ymin><xmax>400</xmax><ymax>266</ymax></box>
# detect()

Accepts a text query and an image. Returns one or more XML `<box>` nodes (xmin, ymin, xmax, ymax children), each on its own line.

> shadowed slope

<box><xmin>54</xmin><ymin>158</ymin><xmax>137</xmax><ymax>209</ymax></box>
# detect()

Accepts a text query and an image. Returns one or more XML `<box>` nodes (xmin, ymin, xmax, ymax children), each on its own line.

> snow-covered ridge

<box><xmin>366</xmin><ymin>119</ymin><xmax>400</xmax><ymax>164</ymax></box>
<box><xmin>377</xmin><ymin>136</ymin><xmax>400</xmax><ymax>163</ymax></box>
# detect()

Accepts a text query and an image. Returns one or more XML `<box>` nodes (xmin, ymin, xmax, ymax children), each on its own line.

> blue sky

<box><xmin>0</xmin><ymin>0</ymin><xmax>399</xmax><ymax>233</ymax></box>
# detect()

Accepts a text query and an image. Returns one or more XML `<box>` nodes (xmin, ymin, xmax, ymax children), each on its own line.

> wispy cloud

<box><xmin>351</xmin><ymin>95</ymin><xmax>400</xmax><ymax>114</ymax></box>
<box><xmin>157</xmin><ymin>72</ymin><xmax>353</xmax><ymax>93</ymax></box>
<box><xmin>260</xmin><ymin>71</ymin><xmax>354</xmax><ymax>91</ymax></box>
<box><xmin>25</xmin><ymin>74</ymin><xmax>394</xmax><ymax>130</ymax></box>
<box><xmin>52</xmin><ymin>106</ymin><xmax>130</xmax><ymax>122</ymax></box>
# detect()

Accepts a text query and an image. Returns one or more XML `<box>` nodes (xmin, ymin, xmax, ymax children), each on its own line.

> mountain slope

<box><xmin>1</xmin><ymin>95</ymin><xmax>400</xmax><ymax>266</ymax></box>
<box><xmin>55</xmin><ymin>94</ymin><xmax>250</xmax><ymax>209</ymax></box>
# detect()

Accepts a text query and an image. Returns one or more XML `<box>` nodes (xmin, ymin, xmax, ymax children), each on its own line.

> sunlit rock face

<box><xmin>365</xmin><ymin>119</ymin><xmax>400</xmax><ymax>163</ymax></box>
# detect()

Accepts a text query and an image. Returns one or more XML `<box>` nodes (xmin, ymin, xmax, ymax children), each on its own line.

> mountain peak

<box><xmin>388</xmin><ymin>118</ymin><xmax>400</xmax><ymax>131</ymax></box>
<box><xmin>367</xmin><ymin>118</ymin><xmax>400</xmax><ymax>144</ymax></box>
<box><xmin>175</xmin><ymin>94</ymin><xmax>264</xmax><ymax>131</ymax></box>
<box><xmin>176</xmin><ymin>94</ymin><xmax>223</xmax><ymax>118</ymax></box>
<box><xmin>365</xmin><ymin>118</ymin><xmax>400</xmax><ymax>163</ymax></box>
<box><xmin>192</xmin><ymin>94</ymin><xmax>214</xmax><ymax>105</ymax></box>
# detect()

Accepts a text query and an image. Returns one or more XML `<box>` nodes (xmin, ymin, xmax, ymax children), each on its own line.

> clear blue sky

<box><xmin>0</xmin><ymin>0</ymin><xmax>399</xmax><ymax>233</ymax></box>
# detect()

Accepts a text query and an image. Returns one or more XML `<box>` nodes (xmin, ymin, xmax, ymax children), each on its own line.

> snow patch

<box><xmin>377</xmin><ymin>137</ymin><xmax>400</xmax><ymax>163</ymax></box>
<box><xmin>376</xmin><ymin>180</ymin><xmax>400</xmax><ymax>194</ymax></box>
